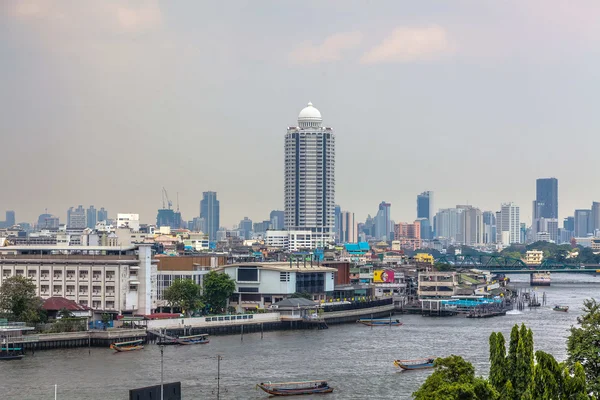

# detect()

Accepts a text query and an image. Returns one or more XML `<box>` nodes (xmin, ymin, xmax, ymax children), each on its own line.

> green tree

<box><xmin>290</xmin><ymin>292</ymin><xmax>313</xmax><ymax>300</ymax></box>
<box><xmin>202</xmin><ymin>271</ymin><xmax>235</xmax><ymax>314</ymax></box>
<box><xmin>507</xmin><ymin>324</ymin><xmax>520</xmax><ymax>385</ymax></box>
<box><xmin>413</xmin><ymin>355</ymin><xmax>499</xmax><ymax>400</ymax></box>
<box><xmin>489</xmin><ymin>332</ymin><xmax>507</xmax><ymax>392</ymax></box>
<box><xmin>0</xmin><ymin>275</ymin><xmax>43</xmax><ymax>322</ymax></box>
<box><xmin>163</xmin><ymin>278</ymin><xmax>204</xmax><ymax>316</ymax></box>
<box><xmin>563</xmin><ymin>362</ymin><xmax>589</xmax><ymax>400</ymax></box>
<box><xmin>567</xmin><ymin>298</ymin><xmax>600</xmax><ymax>398</ymax></box>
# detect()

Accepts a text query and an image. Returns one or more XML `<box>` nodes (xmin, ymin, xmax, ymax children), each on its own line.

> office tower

<box><xmin>574</xmin><ymin>209</ymin><xmax>592</xmax><ymax>237</ymax></box>
<box><xmin>457</xmin><ymin>206</ymin><xmax>483</xmax><ymax>245</ymax></box>
<box><xmin>284</xmin><ymin>102</ymin><xmax>335</xmax><ymax>245</ymax></box>
<box><xmin>269</xmin><ymin>210</ymin><xmax>284</xmax><ymax>230</ymax></box>
<box><xmin>483</xmin><ymin>211</ymin><xmax>497</xmax><ymax>244</ymax></box>
<box><xmin>86</xmin><ymin>206</ymin><xmax>97</xmax><ymax>229</ymax></box>
<box><xmin>5</xmin><ymin>211</ymin><xmax>15</xmax><ymax>227</ymax></box>
<box><xmin>417</xmin><ymin>191</ymin><xmax>434</xmax><ymax>223</ymax></box>
<box><xmin>373</xmin><ymin>201</ymin><xmax>391</xmax><ymax>241</ymax></box>
<box><xmin>334</xmin><ymin>205</ymin><xmax>342</xmax><ymax>243</ymax></box>
<box><xmin>591</xmin><ymin>202</ymin><xmax>600</xmax><ymax>233</ymax></box>
<box><xmin>238</xmin><ymin>217</ymin><xmax>253</xmax><ymax>240</ymax></box>
<box><xmin>499</xmin><ymin>202</ymin><xmax>520</xmax><ymax>245</ymax></box>
<box><xmin>37</xmin><ymin>213</ymin><xmax>59</xmax><ymax>229</ymax></box>
<box><xmin>434</xmin><ymin>208</ymin><xmax>460</xmax><ymax>241</ymax></box>
<box><xmin>200</xmin><ymin>191</ymin><xmax>220</xmax><ymax>241</ymax></box>
<box><xmin>67</xmin><ymin>205</ymin><xmax>86</xmax><ymax>229</ymax></box>
<box><xmin>98</xmin><ymin>208</ymin><xmax>108</xmax><ymax>222</ymax></box>
<box><xmin>535</xmin><ymin>217</ymin><xmax>559</xmax><ymax>242</ymax></box>
<box><xmin>535</xmin><ymin>178</ymin><xmax>558</xmax><ymax>219</ymax></box>
<box><xmin>156</xmin><ymin>209</ymin><xmax>176</xmax><ymax>228</ymax></box>
<box><xmin>417</xmin><ymin>218</ymin><xmax>432</xmax><ymax>240</ymax></box>
<box><xmin>340</xmin><ymin>211</ymin><xmax>357</xmax><ymax>243</ymax></box>
<box><xmin>253</xmin><ymin>220</ymin><xmax>271</xmax><ymax>235</ymax></box>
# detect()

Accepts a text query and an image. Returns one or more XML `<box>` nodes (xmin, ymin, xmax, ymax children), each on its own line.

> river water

<box><xmin>1</xmin><ymin>273</ymin><xmax>599</xmax><ymax>400</ymax></box>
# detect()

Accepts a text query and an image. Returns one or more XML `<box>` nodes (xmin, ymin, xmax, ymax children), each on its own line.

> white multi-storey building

<box><xmin>284</xmin><ymin>102</ymin><xmax>335</xmax><ymax>247</ymax></box>
<box><xmin>499</xmin><ymin>202</ymin><xmax>521</xmax><ymax>245</ymax></box>
<box><xmin>0</xmin><ymin>244</ymin><xmax>157</xmax><ymax>315</ymax></box>
<box><xmin>116</xmin><ymin>213</ymin><xmax>140</xmax><ymax>231</ymax></box>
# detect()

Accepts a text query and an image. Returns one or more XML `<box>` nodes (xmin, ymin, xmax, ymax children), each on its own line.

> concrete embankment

<box><xmin>17</xmin><ymin>329</ymin><xmax>147</xmax><ymax>350</ymax></box>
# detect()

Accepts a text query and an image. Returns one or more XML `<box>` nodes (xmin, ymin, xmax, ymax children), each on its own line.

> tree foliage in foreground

<box><xmin>412</xmin><ymin>355</ymin><xmax>499</xmax><ymax>400</ymax></box>
<box><xmin>202</xmin><ymin>271</ymin><xmax>235</xmax><ymax>314</ymax></box>
<box><xmin>163</xmin><ymin>278</ymin><xmax>204</xmax><ymax>316</ymax></box>
<box><xmin>568</xmin><ymin>298</ymin><xmax>600</xmax><ymax>398</ymax></box>
<box><xmin>0</xmin><ymin>275</ymin><xmax>46</xmax><ymax>323</ymax></box>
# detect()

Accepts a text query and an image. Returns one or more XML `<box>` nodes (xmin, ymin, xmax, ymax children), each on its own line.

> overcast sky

<box><xmin>1</xmin><ymin>1</ymin><xmax>600</xmax><ymax>228</ymax></box>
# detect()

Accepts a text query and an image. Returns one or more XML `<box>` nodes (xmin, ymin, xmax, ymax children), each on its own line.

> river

<box><xmin>1</xmin><ymin>273</ymin><xmax>599</xmax><ymax>400</ymax></box>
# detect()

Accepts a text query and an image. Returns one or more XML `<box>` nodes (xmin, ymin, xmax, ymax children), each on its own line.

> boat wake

<box><xmin>506</xmin><ymin>310</ymin><xmax>523</xmax><ymax>315</ymax></box>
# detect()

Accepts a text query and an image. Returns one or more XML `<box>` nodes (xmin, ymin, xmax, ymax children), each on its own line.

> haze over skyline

<box><xmin>2</xmin><ymin>1</ymin><xmax>600</xmax><ymax>227</ymax></box>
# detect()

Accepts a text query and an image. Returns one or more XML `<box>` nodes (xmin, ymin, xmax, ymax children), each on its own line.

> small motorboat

<box><xmin>176</xmin><ymin>334</ymin><xmax>209</xmax><ymax>345</ymax></box>
<box><xmin>553</xmin><ymin>305</ymin><xmax>569</xmax><ymax>312</ymax></box>
<box><xmin>0</xmin><ymin>347</ymin><xmax>24</xmax><ymax>361</ymax></box>
<box><xmin>257</xmin><ymin>380</ymin><xmax>333</xmax><ymax>396</ymax></box>
<box><xmin>356</xmin><ymin>318</ymin><xmax>403</xmax><ymax>327</ymax></box>
<box><xmin>110</xmin><ymin>339</ymin><xmax>144</xmax><ymax>352</ymax></box>
<box><xmin>394</xmin><ymin>358</ymin><xmax>436</xmax><ymax>370</ymax></box>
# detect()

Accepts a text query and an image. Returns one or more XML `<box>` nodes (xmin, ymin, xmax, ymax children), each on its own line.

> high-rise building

<box><xmin>483</xmin><ymin>211</ymin><xmax>497</xmax><ymax>244</ymax></box>
<box><xmin>98</xmin><ymin>208</ymin><xmax>108</xmax><ymax>222</ymax></box>
<box><xmin>574</xmin><ymin>209</ymin><xmax>592</xmax><ymax>237</ymax></box>
<box><xmin>340</xmin><ymin>211</ymin><xmax>357</xmax><ymax>243</ymax></box>
<box><xmin>417</xmin><ymin>191</ymin><xmax>434</xmax><ymax>223</ymax></box>
<box><xmin>434</xmin><ymin>208</ymin><xmax>461</xmax><ymax>241</ymax></box>
<box><xmin>253</xmin><ymin>220</ymin><xmax>271</xmax><ymax>235</ymax></box>
<box><xmin>86</xmin><ymin>206</ymin><xmax>97</xmax><ymax>229</ymax></box>
<box><xmin>284</xmin><ymin>102</ymin><xmax>335</xmax><ymax>246</ymax></box>
<box><xmin>374</xmin><ymin>201</ymin><xmax>392</xmax><ymax>241</ymax></box>
<box><xmin>535</xmin><ymin>178</ymin><xmax>558</xmax><ymax>219</ymax></box>
<box><xmin>499</xmin><ymin>202</ymin><xmax>520</xmax><ymax>245</ymax></box>
<box><xmin>591</xmin><ymin>202</ymin><xmax>600</xmax><ymax>233</ymax></box>
<box><xmin>535</xmin><ymin>217</ymin><xmax>559</xmax><ymax>243</ymax></box>
<box><xmin>37</xmin><ymin>213</ymin><xmax>59</xmax><ymax>229</ymax></box>
<box><xmin>457</xmin><ymin>206</ymin><xmax>483</xmax><ymax>245</ymax></box>
<box><xmin>200</xmin><ymin>191</ymin><xmax>220</xmax><ymax>241</ymax></box>
<box><xmin>238</xmin><ymin>217</ymin><xmax>253</xmax><ymax>240</ymax></box>
<box><xmin>334</xmin><ymin>205</ymin><xmax>342</xmax><ymax>243</ymax></box>
<box><xmin>67</xmin><ymin>205</ymin><xmax>86</xmax><ymax>229</ymax></box>
<box><xmin>5</xmin><ymin>211</ymin><xmax>15</xmax><ymax>227</ymax></box>
<box><xmin>394</xmin><ymin>221</ymin><xmax>422</xmax><ymax>250</ymax></box>
<box><xmin>563</xmin><ymin>216</ymin><xmax>575</xmax><ymax>232</ymax></box>
<box><xmin>269</xmin><ymin>210</ymin><xmax>284</xmax><ymax>230</ymax></box>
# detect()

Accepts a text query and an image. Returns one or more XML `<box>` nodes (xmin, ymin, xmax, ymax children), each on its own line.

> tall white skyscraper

<box><xmin>284</xmin><ymin>102</ymin><xmax>335</xmax><ymax>245</ymax></box>
<box><xmin>340</xmin><ymin>211</ymin><xmax>357</xmax><ymax>243</ymax></box>
<box><xmin>499</xmin><ymin>202</ymin><xmax>520</xmax><ymax>245</ymax></box>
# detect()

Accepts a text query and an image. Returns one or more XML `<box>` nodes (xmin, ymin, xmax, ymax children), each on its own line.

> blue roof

<box><xmin>344</xmin><ymin>242</ymin><xmax>370</xmax><ymax>252</ymax></box>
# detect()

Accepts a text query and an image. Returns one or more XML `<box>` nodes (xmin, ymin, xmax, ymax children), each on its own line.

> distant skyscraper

<box><xmin>238</xmin><ymin>217</ymin><xmax>253</xmax><ymax>240</ymax></box>
<box><xmin>563</xmin><ymin>216</ymin><xmax>575</xmax><ymax>232</ymax></box>
<box><xmin>37</xmin><ymin>213</ymin><xmax>59</xmax><ymax>229</ymax></box>
<box><xmin>434</xmin><ymin>208</ymin><xmax>460</xmax><ymax>241</ymax></box>
<box><xmin>86</xmin><ymin>206</ymin><xmax>97</xmax><ymax>229</ymax></box>
<box><xmin>574</xmin><ymin>209</ymin><xmax>592</xmax><ymax>237</ymax></box>
<box><xmin>457</xmin><ymin>206</ymin><xmax>483</xmax><ymax>245</ymax></box>
<box><xmin>67</xmin><ymin>205</ymin><xmax>86</xmax><ymax>229</ymax></box>
<box><xmin>499</xmin><ymin>202</ymin><xmax>520</xmax><ymax>245</ymax></box>
<box><xmin>483</xmin><ymin>211</ymin><xmax>496</xmax><ymax>244</ymax></box>
<box><xmin>334</xmin><ymin>205</ymin><xmax>342</xmax><ymax>243</ymax></box>
<box><xmin>269</xmin><ymin>210</ymin><xmax>284</xmax><ymax>230</ymax></box>
<box><xmin>284</xmin><ymin>102</ymin><xmax>335</xmax><ymax>245</ymax></box>
<box><xmin>97</xmin><ymin>207</ymin><xmax>108</xmax><ymax>222</ymax></box>
<box><xmin>417</xmin><ymin>191</ymin><xmax>433</xmax><ymax>223</ymax></box>
<box><xmin>374</xmin><ymin>201</ymin><xmax>392</xmax><ymax>241</ymax></box>
<box><xmin>340</xmin><ymin>211</ymin><xmax>357</xmax><ymax>243</ymax></box>
<box><xmin>591</xmin><ymin>202</ymin><xmax>600</xmax><ymax>233</ymax></box>
<box><xmin>200</xmin><ymin>191</ymin><xmax>220</xmax><ymax>241</ymax></box>
<box><xmin>535</xmin><ymin>178</ymin><xmax>558</xmax><ymax>219</ymax></box>
<box><xmin>5</xmin><ymin>211</ymin><xmax>15</xmax><ymax>227</ymax></box>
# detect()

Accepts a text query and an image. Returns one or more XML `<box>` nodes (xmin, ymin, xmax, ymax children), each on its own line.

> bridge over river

<box><xmin>435</xmin><ymin>254</ymin><xmax>600</xmax><ymax>274</ymax></box>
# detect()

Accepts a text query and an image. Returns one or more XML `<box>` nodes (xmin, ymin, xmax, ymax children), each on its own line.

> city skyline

<box><xmin>2</xmin><ymin>2</ymin><xmax>600</xmax><ymax>226</ymax></box>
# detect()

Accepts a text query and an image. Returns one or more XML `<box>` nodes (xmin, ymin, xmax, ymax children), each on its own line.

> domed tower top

<box><xmin>298</xmin><ymin>102</ymin><xmax>322</xmax><ymax>128</ymax></box>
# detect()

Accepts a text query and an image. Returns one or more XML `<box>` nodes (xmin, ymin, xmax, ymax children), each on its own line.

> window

<box><xmin>79</xmin><ymin>271</ymin><xmax>88</xmax><ymax>279</ymax></box>
<box><xmin>264</xmin><ymin>296</ymin><xmax>272</xmax><ymax>303</ymax></box>
<box><xmin>280</xmin><ymin>272</ymin><xmax>290</xmax><ymax>282</ymax></box>
<box><xmin>28</xmin><ymin>270</ymin><xmax>36</xmax><ymax>278</ymax></box>
<box><xmin>129</xmin><ymin>285</ymin><xmax>137</xmax><ymax>291</ymax></box>
<box><xmin>67</xmin><ymin>270</ymin><xmax>75</xmax><ymax>279</ymax></box>
<box><xmin>16</xmin><ymin>269</ymin><xmax>24</xmax><ymax>276</ymax></box>
<box><xmin>41</xmin><ymin>270</ymin><xmax>49</xmax><ymax>278</ymax></box>
<box><xmin>106</xmin><ymin>272</ymin><xmax>115</xmax><ymax>280</ymax></box>
<box><xmin>53</xmin><ymin>285</ymin><xmax>62</xmax><ymax>293</ymax></box>
<box><xmin>3</xmin><ymin>270</ymin><xmax>11</xmax><ymax>278</ymax></box>
<box><xmin>79</xmin><ymin>285</ymin><xmax>88</xmax><ymax>294</ymax></box>
<box><xmin>53</xmin><ymin>270</ymin><xmax>61</xmax><ymax>279</ymax></box>
<box><xmin>106</xmin><ymin>301</ymin><xmax>114</xmax><ymax>309</ymax></box>
<box><xmin>66</xmin><ymin>285</ymin><xmax>75</xmax><ymax>293</ymax></box>
<box><xmin>237</xmin><ymin>267</ymin><xmax>258</xmax><ymax>282</ymax></box>
<box><xmin>41</xmin><ymin>285</ymin><xmax>49</xmax><ymax>293</ymax></box>
<box><xmin>93</xmin><ymin>286</ymin><xmax>101</xmax><ymax>294</ymax></box>
<box><xmin>106</xmin><ymin>286</ymin><xmax>115</xmax><ymax>294</ymax></box>
<box><xmin>238</xmin><ymin>287</ymin><xmax>259</xmax><ymax>293</ymax></box>
<box><xmin>92</xmin><ymin>301</ymin><xmax>101</xmax><ymax>309</ymax></box>
<box><xmin>93</xmin><ymin>271</ymin><xmax>101</xmax><ymax>280</ymax></box>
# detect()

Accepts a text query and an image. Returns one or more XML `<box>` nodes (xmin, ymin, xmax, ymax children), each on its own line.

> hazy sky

<box><xmin>2</xmin><ymin>1</ymin><xmax>600</xmax><ymax>228</ymax></box>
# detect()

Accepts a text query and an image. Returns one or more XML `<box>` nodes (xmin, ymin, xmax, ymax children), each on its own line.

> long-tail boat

<box><xmin>356</xmin><ymin>318</ymin><xmax>402</xmax><ymax>327</ymax></box>
<box><xmin>176</xmin><ymin>334</ymin><xmax>209</xmax><ymax>345</ymax></box>
<box><xmin>257</xmin><ymin>380</ymin><xmax>333</xmax><ymax>396</ymax></box>
<box><xmin>394</xmin><ymin>358</ymin><xmax>436</xmax><ymax>370</ymax></box>
<box><xmin>553</xmin><ymin>305</ymin><xmax>569</xmax><ymax>312</ymax></box>
<box><xmin>110</xmin><ymin>339</ymin><xmax>144</xmax><ymax>352</ymax></box>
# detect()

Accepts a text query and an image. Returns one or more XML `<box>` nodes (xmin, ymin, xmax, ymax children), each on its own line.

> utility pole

<box><xmin>160</xmin><ymin>345</ymin><xmax>164</xmax><ymax>400</ymax></box>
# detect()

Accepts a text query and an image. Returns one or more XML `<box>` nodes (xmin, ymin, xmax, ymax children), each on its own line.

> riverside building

<box><xmin>0</xmin><ymin>244</ymin><xmax>157</xmax><ymax>315</ymax></box>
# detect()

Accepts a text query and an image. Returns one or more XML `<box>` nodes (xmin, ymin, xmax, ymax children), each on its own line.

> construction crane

<box><xmin>162</xmin><ymin>187</ymin><xmax>173</xmax><ymax>210</ymax></box>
